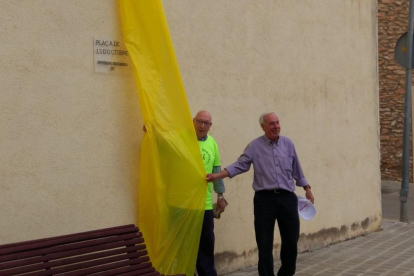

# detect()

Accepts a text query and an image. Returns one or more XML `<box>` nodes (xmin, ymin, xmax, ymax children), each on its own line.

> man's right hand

<box><xmin>206</xmin><ymin>169</ymin><xmax>229</xmax><ymax>182</ymax></box>
<box><xmin>206</xmin><ymin>173</ymin><xmax>217</xmax><ymax>182</ymax></box>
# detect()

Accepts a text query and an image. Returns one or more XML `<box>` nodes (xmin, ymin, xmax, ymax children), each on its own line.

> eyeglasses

<box><xmin>194</xmin><ymin>118</ymin><xmax>212</xmax><ymax>126</ymax></box>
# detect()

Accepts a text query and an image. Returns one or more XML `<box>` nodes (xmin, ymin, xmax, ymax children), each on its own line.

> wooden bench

<box><xmin>0</xmin><ymin>224</ymin><xmax>182</xmax><ymax>276</ymax></box>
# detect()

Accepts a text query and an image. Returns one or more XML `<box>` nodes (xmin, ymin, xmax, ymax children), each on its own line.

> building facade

<box><xmin>0</xmin><ymin>1</ymin><xmax>381</xmax><ymax>273</ymax></box>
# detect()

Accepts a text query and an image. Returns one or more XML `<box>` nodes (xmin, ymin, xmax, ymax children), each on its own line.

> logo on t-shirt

<box><xmin>201</xmin><ymin>148</ymin><xmax>211</xmax><ymax>166</ymax></box>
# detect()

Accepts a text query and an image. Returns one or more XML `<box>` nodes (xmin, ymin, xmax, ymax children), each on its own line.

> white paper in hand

<box><xmin>297</xmin><ymin>195</ymin><xmax>316</xmax><ymax>220</ymax></box>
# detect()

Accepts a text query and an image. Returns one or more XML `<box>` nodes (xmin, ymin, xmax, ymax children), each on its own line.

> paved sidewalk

<box><xmin>225</xmin><ymin>180</ymin><xmax>414</xmax><ymax>276</ymax></box>
<box><xmin>226</xmin><ymin>220</ymin><xmax>414</xmax><ymax>276</ymax></box>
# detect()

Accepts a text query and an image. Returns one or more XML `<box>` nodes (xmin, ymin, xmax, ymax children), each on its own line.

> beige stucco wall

<box><xmin>0</xmin><ymin>0</ymin><xmax>141</xmax><ymax>240</ymax></box>
<box><xmin>0</xmin><ymin>0</ymin><xmax>380</xmax><ymax>274</ymax></box>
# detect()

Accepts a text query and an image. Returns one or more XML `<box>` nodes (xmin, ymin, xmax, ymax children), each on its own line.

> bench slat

<box><xmin>50</xmin><ymin>256</ymin><xmax>151</xmax><ymax>276</ymax></box>
<box><xmin>126</xmin><ymin>272</ymin><xmax>161</xmax><ymax>276</ymax></box>
<box><xmin>85</xmin><ymin>262</ymin><xmax>153</xmax><ymax>276</ymax></box>
<box><xmin>116</xmin><ymin>267</ymin><xmax>157</xmax><ymax>276</ymax></box>
<box><xmin>85</xmin><ymin>262</ymin><xmax>155</xmax><ymax>276</ymax></box>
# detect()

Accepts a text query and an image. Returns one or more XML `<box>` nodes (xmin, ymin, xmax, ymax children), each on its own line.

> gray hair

<box><xmin>259</xmin><ymin>112</ymin><xmax>276</xmax><ymax>125</ymax></box>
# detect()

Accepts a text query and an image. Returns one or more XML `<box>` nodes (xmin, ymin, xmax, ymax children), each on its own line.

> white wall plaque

<box><xmin>93</xmin><ymin>37</ymin><xmax>131</xmax><ymax>73</ymax></box>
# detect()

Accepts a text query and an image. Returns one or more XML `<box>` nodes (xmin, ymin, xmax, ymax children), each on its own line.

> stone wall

<box><xmin>378</xmin><ymin>0</ymin><xmax>413</xmax><ymax>181</ymax></box>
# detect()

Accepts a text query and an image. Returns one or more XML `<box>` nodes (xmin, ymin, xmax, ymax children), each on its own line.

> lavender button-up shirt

<box><xmin>225</xmin><ymin>135</ymin><xmax>308</xmax><ymax>192</ymax></box>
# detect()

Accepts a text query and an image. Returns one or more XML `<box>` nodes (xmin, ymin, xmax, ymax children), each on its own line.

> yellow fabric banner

<box><xmin>119</xmin><ymin>1</ymin><xmax>206</xmax><ymax>275</ymax></box>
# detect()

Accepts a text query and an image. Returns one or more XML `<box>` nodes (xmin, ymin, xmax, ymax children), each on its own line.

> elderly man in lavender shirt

<box><xmin>207</xmin><ymin>112</ymin><xmax>314</xmax><ymax>276</ymax></box>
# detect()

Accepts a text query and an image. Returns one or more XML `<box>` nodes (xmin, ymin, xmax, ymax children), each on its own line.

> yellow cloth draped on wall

<box><xmin>119</xmin><ymin>1</ymin><xmax>207</xmax><ymax>275</ymax></box>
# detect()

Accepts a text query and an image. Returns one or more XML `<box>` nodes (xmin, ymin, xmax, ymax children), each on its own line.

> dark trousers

<box><xmin>196</xmin><ymin>210</ymin><xmax>217</xmax><ymax>276</ymax></box>
<box><xmin>254</xmin><ymin>190</ymin><xmax>299</xmax><ymax>276</ymax></box>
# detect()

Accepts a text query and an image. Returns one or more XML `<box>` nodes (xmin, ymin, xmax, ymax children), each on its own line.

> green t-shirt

<box><xmin>198</xmin><ymin>135</ymin><xmax>221</xmax><ymax>210</ymax></box>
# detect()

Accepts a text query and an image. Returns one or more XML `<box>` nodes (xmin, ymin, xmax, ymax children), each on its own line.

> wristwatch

<box><xmin>303</xmin><ymin>185</ymin><xmax>311</xmax><ymax>191</ymax></box>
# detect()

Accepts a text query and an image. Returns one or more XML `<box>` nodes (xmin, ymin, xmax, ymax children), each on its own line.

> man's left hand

<box><xmin>306</xmin><ymin>189</ymin><xmax>314</xmax><ymax>204</ymax></box>
<box><xmin>217</xmin><ymin>197</ymin><xmax>227</xmax><ymax>212</ymax></box>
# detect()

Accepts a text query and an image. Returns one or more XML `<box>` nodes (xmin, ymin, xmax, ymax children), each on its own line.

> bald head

<box><xmin>195</xmin><ymin>110</ymin><xmax>212</xmax><ymax>121</ymax></box>
<box><xmin>193</xmin><ymin>110</ymin><xmax>213</xmax><ymax>139</ymax></box>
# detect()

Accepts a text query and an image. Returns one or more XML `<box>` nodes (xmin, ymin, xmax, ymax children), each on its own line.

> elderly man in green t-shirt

<box><xmin>193</xmin><ymin>110</ymin><xmax>226</xmax><ymax>276</ymax></box>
